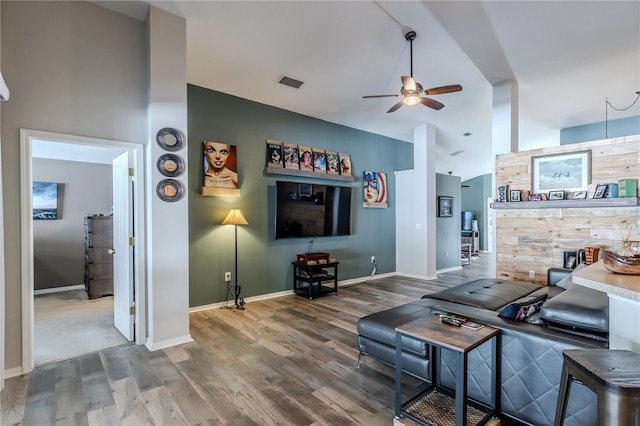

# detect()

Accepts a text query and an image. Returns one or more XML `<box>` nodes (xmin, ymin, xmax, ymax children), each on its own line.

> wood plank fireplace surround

<box><xmin>493</xmin><ymin>134</ymin><xmax>639</xmax><ymax>285</ymax></box>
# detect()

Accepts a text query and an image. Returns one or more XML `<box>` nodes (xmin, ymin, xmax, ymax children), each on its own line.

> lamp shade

<box><xmin>222</xmin><ymin>209</ymin><xmax>249</xmax><ymax>226</ymax></box>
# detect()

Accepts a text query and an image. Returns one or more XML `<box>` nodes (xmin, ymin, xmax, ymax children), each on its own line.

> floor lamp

<box><xmin>222</xmin><ymin>209</ymin><xmax>249</xmax><ymax>310</ymax></box>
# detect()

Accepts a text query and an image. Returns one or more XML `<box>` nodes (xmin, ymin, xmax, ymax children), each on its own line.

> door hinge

<box><xmin>128</xmin><ymin>167</ymin><xmax>134</xmax><ymax>177</ymax></box>
<box><xmin>129</xmin><ymin>236</ymin><xmax>135</xmax><ymax>246</ymax></box>
<box><xmin>130</xmin><ymin>305</ymin><xmax>135</xmax><ymax>315</ymax></box>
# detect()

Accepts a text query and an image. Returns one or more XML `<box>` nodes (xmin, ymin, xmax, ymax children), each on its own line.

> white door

<box><xmin>112</xmin><ymin>152</ymin><xmax>134</xmax><ymax>340</ymax></box>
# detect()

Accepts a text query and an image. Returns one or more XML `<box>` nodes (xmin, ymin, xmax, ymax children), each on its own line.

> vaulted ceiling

<box><xmin>96</xmin><ymin>1</ymin><xmax>640</xmax><ymax>181</ymax></box>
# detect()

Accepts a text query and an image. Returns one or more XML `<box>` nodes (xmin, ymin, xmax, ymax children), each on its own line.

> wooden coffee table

<box><xmin>395</xmin><ymin>313</ymin><xmax>500</xmax><ymax>426</ymax></box>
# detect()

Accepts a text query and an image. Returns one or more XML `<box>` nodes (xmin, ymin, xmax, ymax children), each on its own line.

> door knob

<box><xmin>108</xmin><ymin>249</ymin><xmax>116</xmax><ymax>255</ymax></box>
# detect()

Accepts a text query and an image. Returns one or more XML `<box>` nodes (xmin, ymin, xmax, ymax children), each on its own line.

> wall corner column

<box><xmin>491</xmin><ymin>79</ymin><xmax>519</xmax><ymax>256</ymax></box>
<box><xmin>395</xmin><ymin>123</ymin><xmax>437</xmax><ymax>279</ymax></box>
<box><xmin>145</xmin><ymin>6</ymin><xmax>192</xmax><ymax>350</ymax></box>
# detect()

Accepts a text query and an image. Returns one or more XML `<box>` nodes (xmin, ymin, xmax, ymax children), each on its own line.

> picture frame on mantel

<box><xmin>531</xmin><ymin>150</ymin><xmax>591</xmax><ymax>193</ymax></box>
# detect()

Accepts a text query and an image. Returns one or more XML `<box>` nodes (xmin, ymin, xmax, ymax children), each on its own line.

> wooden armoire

<box><xmin>84</xmin><ymin>215</ymin><xmax>114</xmax><ymax>299</ymax></box>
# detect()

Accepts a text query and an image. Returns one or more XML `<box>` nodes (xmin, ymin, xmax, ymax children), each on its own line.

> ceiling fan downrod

<box><xmin>405</xmin><ymin>31</ymin><xmax>416</xmax><ymax>78</ymax></box>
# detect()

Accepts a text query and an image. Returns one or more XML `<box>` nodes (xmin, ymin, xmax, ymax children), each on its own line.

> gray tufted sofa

<box><xmin>356</xmin><ymin>269</ymin><xmax>609</xmax><ymax>426</ymax></box>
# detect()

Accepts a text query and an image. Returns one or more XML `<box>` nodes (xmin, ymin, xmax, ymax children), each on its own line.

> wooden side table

<box><xmin>395</xmin><ymin>314</ymin><xmax>500</xmax><ymax>426</ymax></box>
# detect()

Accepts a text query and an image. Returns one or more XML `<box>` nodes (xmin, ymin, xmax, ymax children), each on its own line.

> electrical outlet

<box><xmin>225</xmin><ymin>272</ymin><xmax>231</xmax><ymax>281</ymax></box>
<box><xmin>370</xmin><ymin>255</ymin><xmax>375</xmax><ymax>263</ymax></box>
<box><xmin>529</xmin><ymin>270</ymin><xmax>535</xmax><ymax>279</ymax></box>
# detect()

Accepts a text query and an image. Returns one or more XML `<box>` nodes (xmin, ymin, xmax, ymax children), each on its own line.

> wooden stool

<box><xmin>554</xmin><ymin>349</ymin><xmax>640</xmax><ymax>426</ymax></box>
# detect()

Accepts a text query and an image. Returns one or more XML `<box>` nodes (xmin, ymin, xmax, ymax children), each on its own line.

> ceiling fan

<box><xmin>363</xmin><ymin>31</ymin><xmax>462</xmax><ymax>113</ymax></box>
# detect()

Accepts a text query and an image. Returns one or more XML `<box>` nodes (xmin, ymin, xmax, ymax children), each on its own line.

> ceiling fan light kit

<box><xmin>363</xmin><ymin>31</ymin><xmax>462</xmax><ymax>113</ymax></box>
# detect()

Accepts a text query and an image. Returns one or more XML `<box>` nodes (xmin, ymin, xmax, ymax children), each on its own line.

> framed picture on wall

<box><xmin>438</xmin><ymin>196</ymin><xmax>453</xmax><ymax>217</ymax></box>
<box><xmin>531</xmin><ymin>150</ymin><xmax>591</xmax><ymax>193</ymax></box>
<box><xmin>33</xmin><ymin>182</ymin><xmax>59</xmax><ymax>220</ymax></box>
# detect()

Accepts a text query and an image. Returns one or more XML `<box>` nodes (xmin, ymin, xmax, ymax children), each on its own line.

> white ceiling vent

<box><xmin>278</xmin><ymin>75</ymin><xmax>304</xmax><ymax>89</ymax></box>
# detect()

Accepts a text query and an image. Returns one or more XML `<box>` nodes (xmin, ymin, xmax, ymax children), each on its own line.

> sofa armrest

<box><xmin>547</xmin><ymin>268</ymin><xmax>572</xmax><ymax>286</ymax></box>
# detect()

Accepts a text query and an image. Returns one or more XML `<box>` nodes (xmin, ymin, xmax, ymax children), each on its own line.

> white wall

<box><xmin>145</xmin><ymin>6</ymin><xmax>191</xmax><ymax>350</ymax></box>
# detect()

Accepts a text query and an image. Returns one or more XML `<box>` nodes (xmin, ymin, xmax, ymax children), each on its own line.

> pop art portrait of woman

<box><xmin>363</xmin><ymin>171</ymin><xmax>388</xmax><ymax>208</ymax></box>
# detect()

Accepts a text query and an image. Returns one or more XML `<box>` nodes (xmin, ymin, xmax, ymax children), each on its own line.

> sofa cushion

<box><xmin>356</xmin><ymin>302</ymin><xmax>431</xmax><ymax>356</ymax></box>
<box><xmin>498</xmin><ymin>294</ymin><xmax>548</xmax><ymax>321</ymax></box>
<box><xmin>423</xmin><ymin>278</ymin><xmax>539</xmax><ymax>311</ymax></box>
<box><xmin>541</xmin><ymin>284</ymin><xmax>609</xmax><ymax>332</ymax></box>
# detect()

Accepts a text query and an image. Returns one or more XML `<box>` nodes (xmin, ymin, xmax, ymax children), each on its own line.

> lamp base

<box><xmin>234</xmin><ymin>283</ymin><xmax>245</xmax><ymax>310</ymax></box>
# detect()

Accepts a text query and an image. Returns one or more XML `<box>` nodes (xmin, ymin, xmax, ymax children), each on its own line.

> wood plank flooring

<box><xmin>2</xmin><ymin>257</ymin><xmax>493</xmax><ymax>425</ymax></box>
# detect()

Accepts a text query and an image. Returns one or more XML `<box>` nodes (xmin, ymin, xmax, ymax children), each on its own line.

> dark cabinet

<box><xmin>84</xmin><ymin>216</ymin><xmax>114</xmax><ymax>299</ymax></box>
<box><xmin>291</xmin><ymin>261</ymin><xmax>339</xmax><ymax>299</ymax></box>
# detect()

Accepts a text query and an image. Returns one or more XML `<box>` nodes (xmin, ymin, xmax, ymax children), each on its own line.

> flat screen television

<box><xmin>275</xmin><ymin>180</ymin><xmax>352</xmax><ymax>239</ymax></box>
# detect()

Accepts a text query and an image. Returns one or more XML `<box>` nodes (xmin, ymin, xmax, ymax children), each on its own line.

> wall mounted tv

<box><xmin>275</xmin><ymin>180</ymin><xmax>352</xmax><ymax>239</ymax></box>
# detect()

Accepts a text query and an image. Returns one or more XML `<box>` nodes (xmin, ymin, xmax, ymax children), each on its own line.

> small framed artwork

<box><xmin>326</xmin><ymin>150</ymin><xmax>340</xmax><ymax>175</ymax></box>
<box><xmin>299</xmin><ymin>146</ymin><xmax>313</xmax><ymax>171</ymax></box>
<box><xmin>593</xmin><ymin>184</ymin><xmax>607</xmax><ymax>199</ymax></box>
<box><xmin>548</xmin><ymin>190</ymin><xmax>565</xmax><ymax>200</ymax></box>
<box><xmin>312</xmin><ymin>148</ymin><xmax>326</xmax><ymax>173</ymax></box>
<box><xmin>564</xmin><ymin>255</ymin><xmax>577</xmax><ymax>269</ymax></box>
<box><xmin>497</xmin><ymin>185</ymin><xmax>509</xmax><ymax>202</ymax></box>
<box><xmin>438</xmin><ymin>196</ymin><xmax>453</xmax><ymax>217</ymax></box>
<box><xmin>283</xmin><ymin>143</ymin><xmax>299</xmax><ymax>170</ymax></box>
<box><xmin>266</xmin><ymin>139</ymin><xmax>283</xmax><ymax>168</ymax></box>
<box><xmin>339</xmin><ymin>153</ymin><xmax>351</xmax><ymax>176</ymax></box>
<box><xmin>509</xmin><ymin>189</ymin><xmax>521</xmax><ymax>202</ymax></box>
<box><xmin>572</xmin><ymin>190</ymin><xmax>587</xmax><ymax>200</ymax></box>
<box><xmin>33</xmin><ymin>181</ymin><xmax>59</xmax><ymax>220</ymax></box>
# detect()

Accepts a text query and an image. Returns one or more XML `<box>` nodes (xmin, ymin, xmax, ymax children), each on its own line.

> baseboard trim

<box><xmin>34</xmin><ymin>284</ymin><xmax>85</xmax><ymax>295</ymax></box>
<box><xmin>436</xmin><ymin>266</ymin><xmax>463</xmax><ymax>274</ymax></box>
<box><xmin>189</xmin><ymin>273</ymin><xmax>398</xmax><ymax>313</ymax></box>
<box><xmin>339</xmin><ymin>272</ymin><xmax>396</xmax><ymax>286</ymax></box>
<box><xmin>145</xmin><ymin>334</ymin><xmax>193</xmax><ymax>352</ymax></box>
<box><xmin>394</xmin><ymin>272</ymin><xmax>438</xmax><ymax>281</ymax></box>
<box><xmin>4</xmin><ymin>366</ymin><xmax>24</xmax><ymax>379</ymax></box>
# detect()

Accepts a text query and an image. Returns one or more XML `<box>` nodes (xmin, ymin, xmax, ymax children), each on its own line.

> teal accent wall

<box><xmin>188</xmin><ymin>84</ymin><xmax>413</xmax><ymax>307</ymax></box>
<box><xmin>561</xmin><ymin>115</ymin><xmax>640</xmax><ymax>144</ymax></box>
<box><xmin>461</xmin><ymin>173</ymin><xmax>492</xmax><ymax>251</ymax></box>
<box><xmin>436</xmin><ymin>173</ymin><xmax>461</xmax><ymax>269</ymax></box>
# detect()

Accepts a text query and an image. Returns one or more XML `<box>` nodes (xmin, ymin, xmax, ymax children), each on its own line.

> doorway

<box><xmin>20</xmin><ymin>129</ymin><xmax>146</xmax><ymax>372</ymax></box>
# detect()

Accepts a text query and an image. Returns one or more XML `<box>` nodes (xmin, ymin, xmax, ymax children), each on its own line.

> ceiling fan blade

<box><xmin>425</xmin><ymin>84</ymin><xmax>463</xmax><ymax>95</ymax></box>
<box><xmin>401</xmin><ymin>76</ymin><xmax>416</xmax><ymax>91</ymax></box>
<box><xmin>387</xmin><ymin>100</ymin><xmax>405</xmax><ymax>113</ymax></box>
<box><xmin>363</xmin><ymin>94</ymin><xmax>400</xmax><ymax>99</ymax></box>
<box><xmin>420</xmin><ymin>97</ymin><xmax>445</xmax><ymax>110</ymax></box>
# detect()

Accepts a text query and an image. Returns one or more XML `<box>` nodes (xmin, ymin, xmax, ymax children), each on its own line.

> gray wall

<box><xmin>461</xmin><ymin>173</ymin><xmax>492</xmax><ymax>251</ymax></box>
<box><xmin>188</xmin><ymin>85</ymin><xmax>413</xmax><ymax>307</ymax></box>
<box><xmin>33</xmin><ymin>158</ymin><xmax>112</xmax><ymax>290</ymax></box>
<box><xmin>561</xmin><ymin>115</ymin><xmax>640</xmax><ymax>144</ymax></box>
<box><xmin>435</xmin><ymin>173</ymin><xmax>461</xmax><ymax>270</ymax></box>
<box><xmin>2</xmin><ymin>0</ymin><xmax>147</xmax><ymax>369</ymax></box>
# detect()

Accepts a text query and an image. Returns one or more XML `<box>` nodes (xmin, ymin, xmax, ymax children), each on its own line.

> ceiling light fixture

<box><xmin>605</xmin><ymin>90</ymin><xmax>640</xmax><ymax>139</ymax></box>
<box><xmin>403</xmin><ymin>94</ymin><xmax>421</xmax><ymax>106</ymax></box>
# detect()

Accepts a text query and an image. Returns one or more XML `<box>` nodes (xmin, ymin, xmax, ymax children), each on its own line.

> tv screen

<box><xmin>275</xmin><ymin>181</ymin><xmax>351</xmax><ymax>239</ymax></box>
